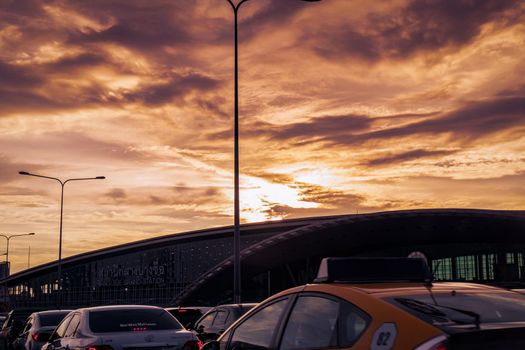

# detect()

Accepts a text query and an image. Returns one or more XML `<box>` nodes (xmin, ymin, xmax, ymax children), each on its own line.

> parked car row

<box><xmin>0</xmin><ymin>309</ymin><xmax>41</xmax><ymax>350</ymax></box>
<box><xmin>0</xmin><ymin>306</ymin><xmax>200</xmax><ymax>350</ymax></box>
<box><xmin>0</xmin><ymin>302</ymin><xmax>256</xmax><ymax>350</ymax></box>
<box><xmin>13</xmin><ymin>310</ymin><xmax>71</xmax><ymax>350</ymax></box>
<box><xmin>4</xmin><ymin>257</ymin><xmax>525</xmax><ymax>350</ymax></box>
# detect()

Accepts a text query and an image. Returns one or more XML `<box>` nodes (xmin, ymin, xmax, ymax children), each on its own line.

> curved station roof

<box><xmin>3</xmin><ymin>208</ymin><xmax>525</xmax><ymax>305</ymax></box>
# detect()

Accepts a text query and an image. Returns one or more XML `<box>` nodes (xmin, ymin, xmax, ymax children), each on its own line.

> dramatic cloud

<box><xmin>310</xmin><ymin>0</ymin><xmax>521</xmax><ymax>61</ymax></box>
<box><xmin>344</xmin><ymin>95</ymin><xmax>525</xmax><ymax>145</ymax></box>
<box><xmin>123</xmin><ymin>72</ymin><xmax>221</xmax><ymax>106</ymax></box>
<box><xmin>0</xmin><ymin>61</ymin><xmax>44</xmax><ymax>88</ymax></box>
<box><xmin>366</xmin><ymin>149</ymin><xmax>457</xmax><ymax>167</ymax></box>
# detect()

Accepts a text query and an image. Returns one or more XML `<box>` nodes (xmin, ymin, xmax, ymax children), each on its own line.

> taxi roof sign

<box><xmin>314</xmin><ymin>257</ymin><xmax>432</xmax><ymax>283</ymax></box>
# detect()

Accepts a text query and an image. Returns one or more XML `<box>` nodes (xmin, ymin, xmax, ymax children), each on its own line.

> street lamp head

<box><xmin>96</xmin><ymin>176</ymin><xmax>106</xmax><ymax>179</ymax></box>
<box><xmin>28</xmin><ymin>232</ymin><xmax>35</xmax><ymax>236</ymax></box>
<box><xmin>19</xmin><ymin>171</ymin><xmax>30</xmax><ymax>175</ymax></box>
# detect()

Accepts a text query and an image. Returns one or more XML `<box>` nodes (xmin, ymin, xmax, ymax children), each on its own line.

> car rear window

<box><xmin>89</xmin><ymin>309</ymin><xmax>182</xmax><ymax>333</ymax></box>
<box><xmin>40</xmin><ymin>313</ymin><xmax>69</xmax><ymax>327</ymax></box>
<box><xmin>385</xmin><ymin>290</ymin><xmax>525</xmax><ymax>330</ymax></box>
<box><xmin>167</xmin><ymin>309</ymin><xmax>203</xmax><ymax>328</ymax></box>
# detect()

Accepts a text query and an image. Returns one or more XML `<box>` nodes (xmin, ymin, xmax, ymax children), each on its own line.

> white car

<box><xmin>14</xmin><ymin>310</ymin><xmax>72</xmax><ymax>350</ymax></box>
<box><xmin>41</xmin><ymin>305</ymin><xmax>199</xmax><ymax>350</ymax></box>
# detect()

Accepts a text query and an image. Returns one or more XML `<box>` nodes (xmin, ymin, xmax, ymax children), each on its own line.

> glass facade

<box><xmin>433</xmin><ymin>253</ymin><xmax>525</xmax><ymax>282</ymax></box>
<box><xmin>6</xmin><ymin>231</ymin><xmax>275</xmax><ymax>308</ymax></box>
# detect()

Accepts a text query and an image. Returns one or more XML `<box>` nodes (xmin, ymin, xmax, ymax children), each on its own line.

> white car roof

<box><xmin>76</xmin><ymin>305</ymin><xmax>165</xmax><ymax>313</ymax></box>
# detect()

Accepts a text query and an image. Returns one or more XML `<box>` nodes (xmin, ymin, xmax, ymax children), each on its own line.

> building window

<box><xmin>432</xmin><ymin>258</ymin><xmax>452</xmax><ymax>280</ymax></box>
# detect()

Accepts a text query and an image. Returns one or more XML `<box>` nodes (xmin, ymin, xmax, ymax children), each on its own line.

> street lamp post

<box><xmin>0</xmin><ymin>233</ymin><xmax>35</xmax><ymax>275</ymax></box>
<box><xmin>225</xmin><ymin>0</ymin><xmax>321</xmax><ymax>303</ymax></box>
<box><xmin>19</xmin><ymin>171</ymin><xmax>105</xmax><ymax>307</ymax></box>
<box><xmin>0</xmin><ymin>233</ymin><xmax>34</xmax><ymax>307</ymax></box>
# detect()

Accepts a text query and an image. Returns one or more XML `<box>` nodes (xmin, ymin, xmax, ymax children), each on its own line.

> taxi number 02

<box><xmin>371</xmin><ymin>323</ymin><xmax>397</xmax><ymax>350</ymax></box>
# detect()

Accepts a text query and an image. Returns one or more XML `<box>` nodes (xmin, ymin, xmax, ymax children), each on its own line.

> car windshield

<box><xmin>386</xmin><ymin>290</ymin><xmax>525</xmax><ymax>329</ymax></box>
<box><xmin>89</xmin><ymin>309</ymin><xmax>182</xmax><ymax>333</ymax></box>
<box><xmin>40</xmin><ymin>313</ymin><xmax>70</xmax><ymax>327</ymax></box>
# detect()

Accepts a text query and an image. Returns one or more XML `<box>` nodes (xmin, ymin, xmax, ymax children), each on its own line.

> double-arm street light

<box><xmin>0</xmin><ymin>232</ymin><xmax>35</xmax><ymax>275</ymax></box>
<box><xmin>19</xmin><ymin>171</ymin><xmax>105</xmax><ymax>306</ymax></box>
<box><xmin>226</xmin><ymin>0</ymin><xmax>321</xmax><ymax>303</ymax></box>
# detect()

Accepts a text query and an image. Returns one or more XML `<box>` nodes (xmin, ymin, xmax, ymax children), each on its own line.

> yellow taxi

<box><xmin>201</xmin><ymin>257</ymin><xmax>525</xmax><ymax>350</ymax></box>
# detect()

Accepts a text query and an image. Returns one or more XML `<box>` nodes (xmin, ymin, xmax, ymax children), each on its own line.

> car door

<box><xmin>219</xmin><ymin>297</ymin><xmax>292</xmax><ymax>350</ymax></box>
<box><xmin>13</xmin><ymin>318</ymin><xmax>31</xmax><ymax>350</ymax></box>
<box><xmin>278</xmin><ymin>292</ymin><xmax>371</xmax><ymax>350</ymax></box>
<box><xmin>56</xmin><ymin>314</ymin><xmax>81</xmax><ymax>350</ymax></box>
<box><xmin>194</xmin><ymin>311</ymin><xmax>217</xmax><ymax>343</ymax></box>
<box><xmin>209</xmin><ymin>309</ymin><xmax>229</xmax><ymax>340</ymax></box>
<box><xmin>46</xmin><ymin>315</ymin><xmax>73</xmax><ymax>350</ymax></box>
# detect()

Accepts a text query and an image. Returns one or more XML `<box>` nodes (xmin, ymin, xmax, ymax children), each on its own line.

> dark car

<box><xmin>191</xmin><ymin>304</ymin><xmax>256</xmax><ymax>343</ymax></box>
<box><xmin>12</xmin><ymin>310</ymin><xmax>72</xmax><ymax>350</ymax></box>
<box><xmin>165</xmin><ymin>306</ymin><xmax>211</xmax><ymax>329</ymax></box>
<box><xmin>0</xmin><ymin>310</ymin><xmax>41</xmax><ymax>350</ymax></box>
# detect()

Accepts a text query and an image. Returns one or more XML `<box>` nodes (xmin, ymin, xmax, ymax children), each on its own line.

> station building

<box><xmin>2</xmin><ymin>208</ymin><xmax>525</xmax><ymax>308</ymax></box>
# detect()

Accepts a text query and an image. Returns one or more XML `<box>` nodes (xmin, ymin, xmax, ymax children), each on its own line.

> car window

<box><xmin>280</xmin><ymin>296</ymin><xmax>339</xmax><ymax>350</ymax></box>
<box><xmin>89</xmin><ymin>308</ymin><xmax>182</xmax><ymax>333</ymax></box>
<box><xmin>22</xmin><ymin>318</ymin><xmax>32</xmax><ymax>334</ymax></box>
<box><xmin>40</xmin><ymin>313</ymin><xmax>70</xmax><ymax>327</ymax></box>
<box><xmin>213</xmin><ymin>310</ymin><xmax>229</xmax><ymax>327</ymax></box>
<box><xmin>197</xmin><ymin>312</ymin><xmax>216</xmax><ymax>330</ymax></box>
<box><xmin>54</xmin><ymin>315</ymin><xmax>73</xmax><ymax>339</ymax></box>
<box><xmin>3</xmin><ymin>313</ymin><xmax>13</xmax><ymax>329</ymax></box>
<box><xmin>280</xmin><ymin>294</ymin><xmax>370</xmax><ymax>350</ymax></box>
<box><xmin>338</xmin><ymin>300</ymin><xmax>370</xmax><ymax>347</ymax></box>
<box><xmin>228</xmin><ymin>298</ymin><xmax>289</xmax><ymax>350</ymax></box>
<box><xmin>63</xmin><ymin>314</ymin><xmax>80</xmax><ymax>338</ymax></box>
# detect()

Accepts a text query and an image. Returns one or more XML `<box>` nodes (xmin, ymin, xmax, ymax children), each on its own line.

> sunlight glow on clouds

<box><xmin>240</xmin><ymin>176</ymin><xmax>319</xmax><ymax>222</ymax></box>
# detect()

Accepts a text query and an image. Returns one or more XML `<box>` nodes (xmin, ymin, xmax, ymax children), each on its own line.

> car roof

<box><xmin>305</xmin><ymin>281</ymin><xmax>508</xmax><ymax>297</ymax></box>
<box><xmin>166</xmin><ymin>306</ymin><xmax>211</xmax><ymax>311</ymax></box>
<box><xmin>76</xmin><ymin>305</ymin><xmax>165</xmax><ymax>312</ymax></box>
<box><xmin>266</xmin><ymin>281</ymin><xmax>509</xmax><ymax>301</ymax></box>
<box><xmin>212</xmin><ymin>303</ymin><xmax>257</xmax><ymax>308</ymax></box>
<box><xmin>353</xmin><ymin>281</ymin><xmax>506</xmax><ymax>297</ymax></box>
<box><xmin>33</xmin><ymin>310</ymin><xmax>73</xmax><ymax>315</ymax></box>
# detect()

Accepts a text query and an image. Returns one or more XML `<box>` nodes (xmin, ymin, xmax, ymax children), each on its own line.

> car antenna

<box><xmin>425</xmin><ymin>260</ymin><xmax>440</xmax><ymax>304</ymax></box>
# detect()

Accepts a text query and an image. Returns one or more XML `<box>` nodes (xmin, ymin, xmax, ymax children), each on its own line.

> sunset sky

<box><xmin>1</xmin><ymin>0</ymin><xmax>524</xmax><ymax>273</ymax></box>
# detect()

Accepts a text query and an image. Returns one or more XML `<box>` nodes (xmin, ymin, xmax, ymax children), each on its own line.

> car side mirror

<box><xmin>201</xmin><ymin>341</ymin><xmax>219</xmax><ymax>350</ymax></box>
<box><xmin>196</xmin><ymin>325</ymin><xmax>205</xmax><ymax>333</ymax></box>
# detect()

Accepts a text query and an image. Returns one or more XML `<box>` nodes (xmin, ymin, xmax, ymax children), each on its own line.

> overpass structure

<box><xmin>2</xmin><ymin>208</ymin><xmax>525</xmax><ymax>308</ymax></box>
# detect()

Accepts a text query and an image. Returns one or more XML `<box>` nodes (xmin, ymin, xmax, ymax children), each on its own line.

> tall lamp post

<box><xmin>0</xmin><ymin>232</ymin><xmax>35</xmax><ymax>275</ymax></box>
<box><xmin>0</xmin><ymin>233</ymin><xmax>34</xmax><ymax>306</ymax></box>
<box><xmin>225</xmin><ymin>0</ymin><xmax>321</xmax><ymax>303</ymax></box>
<box><xmin>19</xmin><ymin>171</ymin><xmax>105</xmax><ymax>306</ymax></box>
